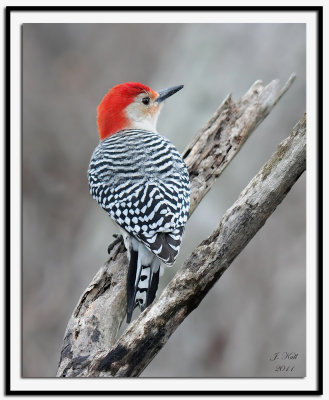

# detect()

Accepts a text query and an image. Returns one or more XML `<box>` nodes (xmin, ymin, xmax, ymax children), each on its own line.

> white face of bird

<box><xmin>125</xmin><ymin>92</ymin><xmax>163</xmax><ymax>132</ymax></box>
<box><xmin>97</xmin><ymin>83</ymin><xmax>184</xmax><ymax>139</ymax></box>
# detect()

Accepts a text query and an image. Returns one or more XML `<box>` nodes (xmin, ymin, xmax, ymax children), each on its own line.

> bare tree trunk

<box><xmin>57</xmin><ymin>75</ymin><xmax>302</xmax><ymax>378</ymax></box>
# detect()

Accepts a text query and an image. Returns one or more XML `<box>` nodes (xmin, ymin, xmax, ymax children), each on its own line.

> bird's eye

<box><xmin>142</xmin><ymin>97</ymin><xmax>150</xmax><ymax>105</ymax></box>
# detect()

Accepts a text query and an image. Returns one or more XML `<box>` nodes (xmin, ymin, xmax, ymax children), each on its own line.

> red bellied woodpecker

<box><xmin>88</xmin><ymin>82</ymin><xmax>190</xmax><ymax>323</ymax></box>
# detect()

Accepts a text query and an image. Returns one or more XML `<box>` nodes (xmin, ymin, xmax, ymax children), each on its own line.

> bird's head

<box><xmin>97</xmin><ymin>82</ymin><xmax>184</xmax><ymax>140</ymax></box>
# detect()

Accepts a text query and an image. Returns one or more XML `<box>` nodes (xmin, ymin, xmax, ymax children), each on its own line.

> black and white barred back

<box><xmin>88</xmin><ymin>129</ymin><xmax>190</xmax><ymax>322</ymax></box>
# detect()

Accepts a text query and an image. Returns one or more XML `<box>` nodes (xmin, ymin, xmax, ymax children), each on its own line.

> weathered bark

<box><xmin>184</xmin><ymin>74</ymin><xmax>296</xmax><ymax>216</ymax></box>
<box><xmin>57</xmin><ymin>75</ymin><xmax>298</xmax><ymax>377</ymax></box>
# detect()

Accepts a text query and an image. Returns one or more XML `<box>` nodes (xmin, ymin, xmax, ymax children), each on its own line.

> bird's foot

<box><xmin>108</xmin><ymin>234</ymin><xmax>124</xmax><ymax>254</ymax></box>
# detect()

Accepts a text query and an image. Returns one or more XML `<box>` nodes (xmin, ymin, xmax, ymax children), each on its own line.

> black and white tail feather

<box><xmin>124</xmin><ymin>227</ymin><xmax>184</xmax><ymax>322</ymax></box>
<box><xmin>126</xmin><ymin>238</ymin><xmax>161</xmax><ymax>322</ymax></box>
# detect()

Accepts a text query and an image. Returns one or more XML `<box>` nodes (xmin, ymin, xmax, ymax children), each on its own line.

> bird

<box><xmin>88</xmin><ymin>82</ymin><xmax>190</xmax><ymax>323</ymax></box>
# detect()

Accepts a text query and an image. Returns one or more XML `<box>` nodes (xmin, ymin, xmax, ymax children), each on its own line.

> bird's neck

<box><xmin>129</xmin><ymin>118</ymin><xmax>158</xmax><ymax>133</ymax></box>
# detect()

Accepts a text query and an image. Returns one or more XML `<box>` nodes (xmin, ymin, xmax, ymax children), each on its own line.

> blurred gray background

<box><xmin>22</xmin><ymin>23</ymin><xmax>306</xmax><ymax>377</ymax></box>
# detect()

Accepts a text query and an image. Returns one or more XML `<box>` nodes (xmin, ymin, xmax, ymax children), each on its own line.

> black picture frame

<box><xmin>5</xmin><ymin>5</ymin><xmax>323</xmax><ymax>396</ymax></box>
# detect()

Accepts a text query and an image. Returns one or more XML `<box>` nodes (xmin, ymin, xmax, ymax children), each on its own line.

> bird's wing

<box><xmin>88</xmin><ymin>130</ymin><xmax>190</xmax><ymax>263</ymax></box>
<box><xmin>108</xmin><ymin>180</ymin><xmax>188</xmax><ymax>264</ymax></box>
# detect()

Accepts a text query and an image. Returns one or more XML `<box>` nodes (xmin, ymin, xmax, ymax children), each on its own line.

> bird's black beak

<box><xmin>155</xmin><ymin>84</ymin><xmax>184</xmax><ymax>103</ymax></box>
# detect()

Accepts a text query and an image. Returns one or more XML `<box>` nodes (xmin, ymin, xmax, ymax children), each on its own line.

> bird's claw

<box><xmin>107</xmin><ymin>234</ymin><xmax>123</xmax><ymax>254</ymax></box>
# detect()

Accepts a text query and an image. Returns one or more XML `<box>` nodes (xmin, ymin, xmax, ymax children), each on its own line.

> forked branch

<box><xmin>57</xmin><ymin>75</ymin><xmax>300</xmax><ymax>377</ymax></box>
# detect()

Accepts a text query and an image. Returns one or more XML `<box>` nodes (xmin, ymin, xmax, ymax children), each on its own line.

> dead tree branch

<box><xmin>73</xmin><ymin>114</ymin><xmax>306</xmax><ymax>377</ymax></box>
<box><xmin>57</xmin><ymin>75</ymin><xmax>298</xmax><ymax>378</ymax></box>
